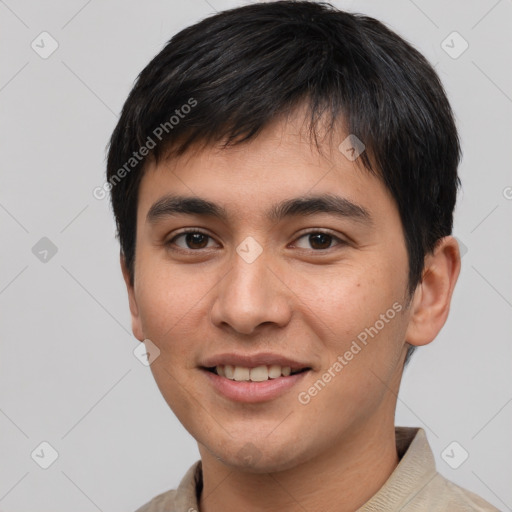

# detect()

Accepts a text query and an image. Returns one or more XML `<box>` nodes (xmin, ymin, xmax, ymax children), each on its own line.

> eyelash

<box><xmin>166</xmin><ymin>228</ymin><xmax>347</xmax><ymax>252</ymax></box>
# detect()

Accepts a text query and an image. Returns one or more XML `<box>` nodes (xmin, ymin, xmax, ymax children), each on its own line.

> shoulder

<box><xmin>424</xmin><ymin>473</ymin><xmax>500</xmax><ymax>511</ymax></box>
<box><xmin>389</xmin><ymin>428</ymin><xmax>499</xmax><ymax>511</ymax></box>
<box><xmin>133</xmin><ymin>489</ymin><xmax>178</xmax><ymax>512</ymax></box>
<box><xmin>132</xmin><ymin>460</ymin><xmax>202</xmax><ymax>512</ymax></box>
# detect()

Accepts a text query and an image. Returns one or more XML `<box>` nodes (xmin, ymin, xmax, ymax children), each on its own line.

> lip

<box><xmin>201</xmin><ymin>367</ymin><xmax>310</xmax><ymax>403</ymax></box>
<box><xmin>200</xmin><ymin>352</ymin><xmax>311</xmax><ymax>372</ymax></box>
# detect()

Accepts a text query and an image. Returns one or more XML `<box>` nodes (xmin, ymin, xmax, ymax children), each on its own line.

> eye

<box><xmin>293</xmin><ymin>230</ymin><xmax>346</xmax><ymax>251</ymax></box>
<box><xmin>167</xmin><ymin>229</ymin><xmax>218</xmax><ymax>250</ymax></box>
<box><xmin>166</xmin><ymin>229</ymin><xmax>347</xmax><ymax>252</ymax></box>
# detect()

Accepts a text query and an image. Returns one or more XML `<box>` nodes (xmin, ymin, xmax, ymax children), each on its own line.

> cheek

<box><xmin>134</xmin><ymin>256</ymin><xmax>204</xmax><ymax>356</ymax></box>
<box><xmin>296</xmin><ymin>257</ymin><xmax>408</xmax><ymax>384</ymax></box>
<box><xmin>135</xmin><ymin>264</ymin><xmax>206</xmax><ymax>412</ymax></box>
<box><xmin>296</xmin><ymin>259</ymin><xmax>401</xmax><ymax>336</ymax></box>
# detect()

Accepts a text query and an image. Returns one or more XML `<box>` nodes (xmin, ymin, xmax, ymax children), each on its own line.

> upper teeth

<box><xmin>216</xmin><ymin>365</ymin><xmax>294</xmax><ymax>381</ymax></box>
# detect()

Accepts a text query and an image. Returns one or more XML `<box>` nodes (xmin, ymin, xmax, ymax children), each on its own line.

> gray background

<box><xmin>1</xmin><ymin>0</ymin><xmax>511</xmax><ymax>510</ymax></box>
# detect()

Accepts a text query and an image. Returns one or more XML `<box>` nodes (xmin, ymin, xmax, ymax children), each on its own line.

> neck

<box><xmin>198</xmin><ymin>419</ymin><xmax>399</xmax><ymax>512</ymax></box>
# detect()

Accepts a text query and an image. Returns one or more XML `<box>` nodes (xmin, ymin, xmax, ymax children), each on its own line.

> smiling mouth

<box><xmin>203</xmin><ymin>365</ymin><xmax>311</xmax><ymax>382</ymax></box>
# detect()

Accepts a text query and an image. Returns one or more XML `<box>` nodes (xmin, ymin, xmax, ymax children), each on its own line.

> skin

<box><xmin>122</xmin><ymin>107</ymin><xmax>461</xmax><ymax>512</ymax></box>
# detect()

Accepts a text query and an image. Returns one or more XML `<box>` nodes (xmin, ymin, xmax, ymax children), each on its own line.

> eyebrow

<box><xmin>146</xmin><ymin>193</ymin><xmax>372</xmax><ymax>226</ymax></box>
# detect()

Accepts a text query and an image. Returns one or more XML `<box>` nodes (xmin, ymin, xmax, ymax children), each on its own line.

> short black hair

<box><xmin>106</xmin><ymin>0</ymin><xmax>461</xmax><ymax>366</ymax></box>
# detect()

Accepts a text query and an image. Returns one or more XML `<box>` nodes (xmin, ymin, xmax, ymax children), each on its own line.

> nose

<box><xmin>209</xmin><ymin>245</ymin><xmax>293</xmax><ymax>336</ymax></box>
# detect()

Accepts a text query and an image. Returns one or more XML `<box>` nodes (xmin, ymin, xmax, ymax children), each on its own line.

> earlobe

<box><xmin>120</xmin><ymin>253</ymin><xmax>145</xmax><ymax>342</ymax></box>
<box><xmin>405</xmin><ymin>236</ymin><xmax>461</xmax><ymax>347</ymax></box>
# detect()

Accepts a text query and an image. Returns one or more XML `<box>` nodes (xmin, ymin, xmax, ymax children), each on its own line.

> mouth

<box><xmin>200</xmin><ymin>361</ymin><xmax>312</xmax><ymax>403</ymax></box>
<box><xmin>199</xmin><ymin>352</ymin><xmax>313</xmax><ymax>402</ymax></box>
<box><xmin>203</xmin><ymin>364</ymin><xmax>311</xmax><ymax>382</ymax></box>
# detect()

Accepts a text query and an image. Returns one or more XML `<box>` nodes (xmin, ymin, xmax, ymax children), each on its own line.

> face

<box><xmin>124</xmin><ymin>110</ymin><xmax>414</xmax><ymax>473</ymax></box>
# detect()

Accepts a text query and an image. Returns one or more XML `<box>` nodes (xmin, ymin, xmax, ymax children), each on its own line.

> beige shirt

<box><xmin>135</xmin><ymin>427</ymin><xmax>499</xmax><ymax>511</ymax></box>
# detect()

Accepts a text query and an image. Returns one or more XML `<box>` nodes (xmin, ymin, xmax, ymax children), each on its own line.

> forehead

<box><xmin>136</xmin><ymin>111</ymin><xmax>395</xmax><ymax>226</ymax></box>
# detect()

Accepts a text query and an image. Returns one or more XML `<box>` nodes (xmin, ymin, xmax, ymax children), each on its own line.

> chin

<box><xmin>210</xmin><ymin>439</ymin><xmax>313</xmax><ymax>474</ymax></box>
<box><xmin>225</xmin><ymin>454</ymin><xmax>301</xmax><ymax>474</ymax></box>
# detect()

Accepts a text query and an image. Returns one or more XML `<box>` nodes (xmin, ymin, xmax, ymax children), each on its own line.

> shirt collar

<box><xmin>357</xmin><ymin>427</ymin><xmax>438</xmax><ymax>511</ymax></box>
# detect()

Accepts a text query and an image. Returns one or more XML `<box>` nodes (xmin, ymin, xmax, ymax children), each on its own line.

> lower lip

<box><xmin>201</xmin><ymin>368</ymin><xmax>310</xmax><ymax>403</ymax></box>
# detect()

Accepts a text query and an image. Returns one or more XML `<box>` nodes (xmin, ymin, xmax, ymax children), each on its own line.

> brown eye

<box><xmin>167</xmin><ymin>230</ymin><xmax>216</xmax><ymax>250</ymax></box>
<box><xmin>182</xmin><ymin>232</ymin><xmax>209</xmax><ymax>249</ymax></box>
<box><xmin>308</xmin><ymin>233</ymin><xmax>333</xmax><ymax>250</ymax></box>
<box><xmin>294</xmin><ymin>231</ymin><xmax>345</xmax><ymax>251</ymax></box>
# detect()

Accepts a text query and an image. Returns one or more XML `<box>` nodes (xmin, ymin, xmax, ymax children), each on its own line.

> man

<box><xmin>106</xmin><ymin>1</ymin><xmax>499</xmax><ymax>510</ymax></box>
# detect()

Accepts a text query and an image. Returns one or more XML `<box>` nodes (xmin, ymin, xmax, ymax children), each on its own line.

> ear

<box><xmin>120</xmin><ymin>252</ymin><xmax>144</xmax><ymax>342</ymax></box>
<box><xmin>405</xmin><ymin>236</ymin><xmax>461</xmax><ymax>347</ymax></box>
